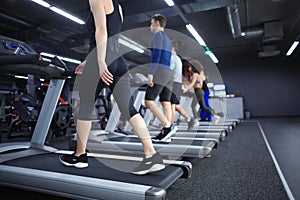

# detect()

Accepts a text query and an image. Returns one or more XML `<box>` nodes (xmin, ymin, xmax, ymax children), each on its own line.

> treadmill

<box><xmin>175</xmin><ymin>123</ymin><xmax>232</xmax><ymax>133</ymax></box>
<box><xmin>138</xmin><ymin>97</ymin><xmax>229</xmax><ymax>138</ymax></box>
<box><xmin>0</xmin><ymin>36</ymin><xmax>191</xmax><ymax>200</ymax></box>
<box><xmin>85</xmin><ymin>95</ymin><xmax>218</xmax><ymax>159</ymax></box>
<box><xmin>115</xmin><ymin>87</ymin><xmax>225</xmax><ymax>141</ymax></box>
<box><xmin>123</xmin><ymin>88</ymin><xmax>227</xmax><ymax>140</ymax></box>
<box><xmin>87</xmin><ymin>132</ymin><xmax>218</xmax><ymax>159</ymax></box>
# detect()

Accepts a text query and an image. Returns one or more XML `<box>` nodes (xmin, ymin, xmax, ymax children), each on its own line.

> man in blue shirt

<box><xmin>144</xmin><ymin>14</ymin><xmax>177</xmax><ymax>142</ymax></box>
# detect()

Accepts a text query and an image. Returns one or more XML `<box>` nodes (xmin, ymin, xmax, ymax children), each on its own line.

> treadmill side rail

<box><xmin>171</xmin><ymin>161</ymin><xmax>192</xmax><ymax>179</ymax></box>
<box><xmin>0</xmin><ymin>165</ymin><xmax>165</xmax><ymax>200</ymax></box>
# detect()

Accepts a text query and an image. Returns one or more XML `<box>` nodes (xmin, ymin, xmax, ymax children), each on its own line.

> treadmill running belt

<box><xmin>3</xmin><ymin>153</ymin><xmax>183</xmax><ymax>189</ymax></box>
<box><xmin>107</xmin><ymin>136</ymin><xmax>214</xmax><ymax>146</ymax></box>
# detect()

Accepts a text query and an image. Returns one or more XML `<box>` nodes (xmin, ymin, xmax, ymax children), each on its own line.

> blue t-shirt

<box><xmin>149</xmin><ymin>31</ymin><xmax>172</xmax><ymax>75</ymax></box>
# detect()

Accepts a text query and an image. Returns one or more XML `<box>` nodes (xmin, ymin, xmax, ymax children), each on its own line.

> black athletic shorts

<box><xmin>145</xmin><ymin>70</ymin><xmax>174</xmax><ymax>102</ymax></box>
<box><xmin>170</xmin><ymin>81</ymin><xmax>182</xmax><ymax>105</ymax></box>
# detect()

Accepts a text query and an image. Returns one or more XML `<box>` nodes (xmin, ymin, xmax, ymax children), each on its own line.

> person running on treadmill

<box><xmin>60</xmin><ymin>0</ymin><xmax>165</xmax><ymax>175</ymax></box>
<box><xmin>144</xmin><ymin>14</ymin><xmax>178</xmax><ymax>142</ymax></box>
<box><xmin>170</xmin><ymin>41</ymin><xmax>194</xmax><ymax>130</ymax></box>
<box><xmin>183</xmin><ymin>60</ymin><xmax>220</xmax><ymax>124</ymax></box>
<box><xmin>184</xmin><ymin>65</ymin><xmax>200</xmax><ymax>122</ymax></box>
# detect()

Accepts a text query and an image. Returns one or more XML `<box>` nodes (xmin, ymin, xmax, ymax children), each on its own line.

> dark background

<box><xmin>1</xmin><ymin>0</ymin><xmax>300</xmax><ymax>117</ymax></box>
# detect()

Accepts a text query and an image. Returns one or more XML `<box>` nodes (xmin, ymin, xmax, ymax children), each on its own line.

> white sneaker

<box><xmin>214</xmin><ymin>115</ymin><xmax>220</xmax><ymax>124</ymax></box>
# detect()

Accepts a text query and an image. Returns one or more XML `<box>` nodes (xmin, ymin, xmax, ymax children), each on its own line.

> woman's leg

<box><xmin>75</xmin><ymin>52</ymin><xmax>103</xmax><ymax>156</ymax></box>
<box><xmin>191</xmin><ymin>96</ymin><xmax>199</xmax><ymax>119</ymax></box>
<box><xmin>175</xmin><ymin>104</ymin><xmax>191</xmax><ymax>121</ymax></box>
<box><xmin>194</xmin><ymin>88</ymin><xmax>215</xmax><ymax>116</ymax></box>
<box><xmin>60</xmin><ymin>51</ymin><xmax>103</xmax><ymax>167</ymax></box>
<box><xmin>129</xmin><ymin>114</ymin><xmax>155</xmax><ymax>156</ymax></box>
<box><xmin>111</xmin><ymin>73</ymin><xmax>156</xmax><ymax>156</ymax></box>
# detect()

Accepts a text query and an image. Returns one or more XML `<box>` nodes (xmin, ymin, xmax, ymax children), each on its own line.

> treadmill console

<box><xmin>0</xmin><ymin>35</ymin><xmax>37</xmax><ymax>55</ymax></box>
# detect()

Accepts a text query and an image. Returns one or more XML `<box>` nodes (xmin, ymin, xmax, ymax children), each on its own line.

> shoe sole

<box><xmin>131</xmin><ymin>164</ymin><xmax>165</xmax><ymax>175</ymax></box>
<box><xmin>59</xmin><ymin>157</ymin><xmax>88</xmax><ymax>168</ymax></box>
<box><xmin>160</xmin><ymin>126</ymin><xmax>178</xmax><ymax>142</ymax></box>
<box><xmin>152</xmin><ymin>137</ymin><xmax>172</xmax><ymax>143</ymax></box>
<box><xmin>214</xmin><ymin>118</ymin><xmax>220</xmax><ymax>124</ymax></box>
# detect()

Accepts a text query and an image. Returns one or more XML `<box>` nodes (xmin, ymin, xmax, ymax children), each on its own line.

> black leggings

<box><xmin>194</xmin><ymin>88</ymin><xmax>215</xmax><ymax>116</ymax></box>
<box><xmin>76</xmin><ymin>50</ymin><xmax>138</xmax><ymax>121</ymax></box>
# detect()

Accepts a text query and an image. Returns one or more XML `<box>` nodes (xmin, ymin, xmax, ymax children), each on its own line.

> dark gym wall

<box><xmin>218</xmin><ymin>50</ymin><xmax>300</xmax><ymax>117</ymax></box>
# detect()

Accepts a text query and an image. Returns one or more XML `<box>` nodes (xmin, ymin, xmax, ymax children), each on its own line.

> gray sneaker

<box><xmin>131</xmin><ymin>152</ymin><xmax>165</xmax><ymax>175</ymax></box>
<box><xmin>214</xmin><ymin>115</ymin><xmax>221</xmax><ymax>124</ymax></box>
<box><xmin>187</xmin><ymin>119</ymin><xmax>196</xmax><ymax>130</ymax></box>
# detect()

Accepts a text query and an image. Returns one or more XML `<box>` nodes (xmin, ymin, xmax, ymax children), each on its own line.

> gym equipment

<box><xmin>88</xmin><ymin>132</ymin><xmax>218</xmax><ymax>159</ymax></box>
<box><xmin>124</xmin><ymin>89</ymin><xmax>227</xmax><ymax>140</ymax></box>
<box><xmin>5</xmin><ymin>83</ymin><xmax>73</xmax><ymax>139</ymax></box>
<box><xmin>81</xmin><ymin>87</ymin><xmax>219</xmax><ymax>159</ymax></box>
<box><xmin>0</xmin><ymin>36</ymin><xmax>191</xmax><ymax>200</ymax></box>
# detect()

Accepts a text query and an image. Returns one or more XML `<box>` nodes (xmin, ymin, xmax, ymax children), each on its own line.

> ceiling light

<box><xmin>164</xmin><ymin>0</ymin><xmax>175</xmax><ymax>7</ymax></box>
<box><xmin>186</xmin><ymin>24</ymin><xmax>206</xmax><ymax>46</ymax></box>
<box><xmin>50</xmin><ymin>6</ymin><xmax>85</xmax><ymax>25</ymax></box>
<box><xmin>286</xmin><ymin>41</ymin><xmax>299</xmax><ymax>56</ymax></box>
<box><xmin>15</xmin><ymin>75</ymin><xmax>28</xmax><ymax>80</ymax></box>
<box><xmin>119</xmin><ymin>38</ymin><xmax>145</xmax><ymax>54</ymax></box>
<box><xmin>208</xmin><ymin>52</ymin><xmax>219</xmax><ymax>64</ymax></box>
<box><xmin>30</xmin><ymin>0</ymin><xmax>50</xmax><ymax>8</ymax></box>
<box><xmin>186</xmin><ymin>24</ymin><xmax>219</xmax><ymax>63</ymax></box>
<box><xmin>30</xmin><ymin>1</ymin><xmax>85</xmax><ymax>25</ymax></box>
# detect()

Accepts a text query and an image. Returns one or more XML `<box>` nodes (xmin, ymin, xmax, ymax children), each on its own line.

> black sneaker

<box><xmin>187</xmin><ymin>119</ymin><xmax>195</xmax><ymax>130</ymax></box>
<box><xmin>152</xmin><ymin>132</ymin><xmax>164</xmax><ymax>141</ymax></box>
<box><xmin>152</xmin><ymin>134</ymin><xmax>172</xmax><ymax>143</ymax></box>
<box><xmin>161</xmin><ymin>124</ymin><xmax>178</xmax><ymax>142</ymax></box>
<box><xmin>152</xmin><ymin>125</ymin><xmax>178</xmax><ymax>142</ymax></box>
<box><xmin>59</xmin><ymin>153</ymin><xmax>88</xmax><ymax>168</ymax></box>
<box><xmin>131</xmin><ymin>152</ymin><xmax>165</xmax><ymax>175</ymax></box>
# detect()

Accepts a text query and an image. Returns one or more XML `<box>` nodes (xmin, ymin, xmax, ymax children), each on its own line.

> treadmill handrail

<box><xmin>0</xmin><ymin>54</ymin><xmax>40</xmax><ymax>66</ymax></box>
<box><xmin>0</xmin><ymin>165</ymin><xmax>162</xmax><ymax>200</ymax></box>
<box><xmin>0</xmin><ymin>54</ymin><xmax>75</xmax><ymax>78</ymax></box>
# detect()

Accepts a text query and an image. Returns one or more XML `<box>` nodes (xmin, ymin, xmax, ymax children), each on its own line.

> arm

<box><xmin>149</xmin><ymin>33</ymin><xmax>163</xmax><ymax>75</ymax></box>
<box><xmin>200</xmin><ymin>71</ymin><xmax>206</xmax><ymax>81</ymax></box>
<box><xmin>89</xmin><ymin>0</ymin><xmax>113</xmax><ymax>85</ymax></box>
<box><xmin>148</xmin><ymin>33</ymin><xmax>163</xmax><ymax>87</ymax></box>
<box><xmin>183</xmin><ymin>73</ymin><xmax>198</xmax><ymax>93</ymax></box>
<box><xmin>75</xmin><ymin>60</ymin><xmax>87</xmax><ymax>74</ymax></box>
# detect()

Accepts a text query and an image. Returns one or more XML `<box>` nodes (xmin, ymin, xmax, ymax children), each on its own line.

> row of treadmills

<box><xmin>0</xmin><ymin>36</ymin><xmax>241</xmax><ymax>200</ymax></box>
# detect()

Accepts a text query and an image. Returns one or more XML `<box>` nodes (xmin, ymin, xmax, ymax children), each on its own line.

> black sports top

<box><xmin>86</xmin><ymin>0</ymin><xmax>122</xmax><ymax>52</ymax></box>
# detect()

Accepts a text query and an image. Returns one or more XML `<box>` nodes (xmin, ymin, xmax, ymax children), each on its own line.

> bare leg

<box><xmin>145</xmin><ymin>100</ymin><xmax>171</xmax><ymax>127</ymax></box>
<box><xmin>76</xmin><ymin>119</ymin><xmax>91</xmax><ymax>156</ymax></box>
<box><xmin>129</xmin><ymin>114</ymin><xmax>156</xmax><ymax>156</ymax></box>
<box><xmin>175</xmin><ymin>104</ymin><xmax>191</xmax><ymax>121</ymax></box>
<box><xmin>161</xmin><ymin>101</ymin><xmax>172</xmax><ymax>124</ymax></box>
<box><xmin>171</xmin><ymin>104</ymin><xmax>176</xmax><ymax>124</ymax></box>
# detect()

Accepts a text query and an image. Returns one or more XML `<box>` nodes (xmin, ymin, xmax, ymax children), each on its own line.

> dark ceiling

<box><xmin>1</xmin><ymin>0</ymin><xmax>300</xmax><ymax>66</ymax></box>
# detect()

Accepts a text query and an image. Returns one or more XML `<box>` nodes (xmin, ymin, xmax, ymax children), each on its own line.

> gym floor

<box><xmin>0</xmin><ymin>116</ymin><xmax>299</xmax><ymax>200</ymax></box>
